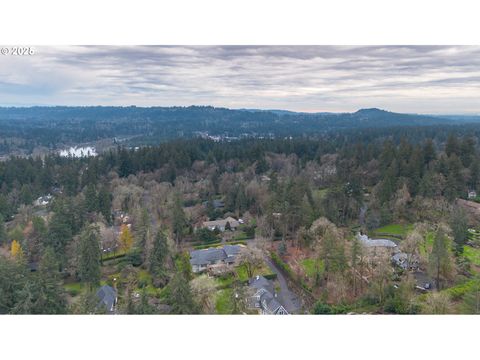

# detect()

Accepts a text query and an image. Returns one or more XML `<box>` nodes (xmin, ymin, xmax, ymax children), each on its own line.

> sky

<box><xmin>1</xmin><ymin>45</ymin><xmax>479</xmax><ymax>114</ymax></box>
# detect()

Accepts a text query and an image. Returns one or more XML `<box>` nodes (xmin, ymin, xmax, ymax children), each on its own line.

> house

<box><xmin>190</xmin><ymin>244</ymin><xmax>243</xmax><ymax>273</ymax></box>
<box><xmin>96</xmin><ymin>285</ymin><xmax>117</xmax><ymax>314</ymax></box>
<box><xmin>468</xmin><ymin>190</ymin><xmax>477</xmax><ymax>199</ymax></box>
<box><xmin>202</xmin><ymin>216</ymin><xmax>240</xmax><ymax>232</ymax></box>
<box><xmin>34</xmin><ymin>194</ymin><xmax>53</xmax><ymax>206</ymax></box>
<box><xmin>203</xmin><ymin>199</ymin><xmax>225</xmax><ymax>209</ymax></box>
<box><xmin>391</xmin><ymin>252</ymin><xmax>419</xmax><ymax>271</ymax></box>
<box><xmin>247</xmin><ymin>275</ymin><xmax>288</xmax><ymax>315</ymax></box>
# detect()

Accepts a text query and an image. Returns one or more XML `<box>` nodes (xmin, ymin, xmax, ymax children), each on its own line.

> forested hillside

<box><xmin>0</xmin><ymin>106</ymin><xmax>478</xmax><ymax>155</ymax></box>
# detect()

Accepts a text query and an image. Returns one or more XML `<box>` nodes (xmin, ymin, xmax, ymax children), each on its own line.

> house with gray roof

<box><xmin>392</xmin><ymin>252</ymin><xmax>419</xmax><ymax>271</ymax></box>
<box><xmin>247</xmin><ymin>275</ymin><xmax>288</xmax><ymax>315</ymax></box>
<box><xmin>190</xmin><ymin>244</ymin><xmax>243</xmax><ymax>273</ymax></box>
<box><xmin>203</xmin><ymin>199</ymin><xmax>225</xmax><ymax>209</ymax></box>
<box><xmin>202</xmin><ymin>216</ymin><xmax>240</xmax><ymax>232</ymax></box>
<box><xmin>96</xmin><ymin>285</ymin><xmax>117</xmax><ymax>314</ymax></box>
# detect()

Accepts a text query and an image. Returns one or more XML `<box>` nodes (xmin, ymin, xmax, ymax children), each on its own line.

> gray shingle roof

<box><xmin>96</xmin><ymin>285</ymin><xmax>117</xmax><ymax>313</ymax></box>
<box><xmin>249</xmin><ymin>276</ymin><xmax>275</xmax><ymax>298</ymax></box>
<box><xmin>189</xmin><ymin>245</ymin><xmax>243</xmax><ymax>266</ymax></box>
<box><xmin>248</xmin><ymin>276</ymin><xmax>288</xmax><ymax>315</ymax></box>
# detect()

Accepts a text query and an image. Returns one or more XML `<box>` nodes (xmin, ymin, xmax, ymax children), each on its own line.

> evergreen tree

<box><xmin>84</xmin><ymin>183</ymin><xmax>98</xmax><ymax>213</ymax></box>
<box><xmin>0</xmin><ymin>256</ymin><xmax>27</xmax><ymax>313</ymax></box>
<box><xmin>47</xmin><ymin>202</ymin><xmax>73</xmax><ymax>268</ymax></box>
<box><xmin>167</xmin><ymin>273</ymin><xmax>199</xmax><ymax>314</ymax></box>
<box><xmin>428</xmin><ymin>228</ymin><xmax>453</xmax><ymax>290</ymax></box>
<box><xmin>0</xmin><ymin>215</ymin><xmax>6</xmax><ymax>246</ymax></box>
<box><xmin>450</xmin><ymin>207</ymin><xmax>468</xmax><ymax>254</ymax></box>
<box><xmin>171</xmin><ymin>193</ymin><xmax>187</xmax><ymax>246</ymax></box>
<box><xmin>149</xmin><ymin>230</ymin><xmax>169</xmax><ymax>280</ymax></box>
<box><xmin>77</xmin><ymin>224</ymin><xmax>102</xmax><ymax>287</ymax></box>
<box><xmin>13</xmin><ymin>247</ymin><xmax>67</xmax><ymax>314</ymax></box>
<box><xmin>445</xmin><ymin>133</ymin><xmax>460</xmax><ymax>157</ymax></box>
<box><xmin>98</xmin><ymin>186</ymin><xmax>112</xmax><ymax>224</ymax></box>
<box><xmin>135</xmin><ymin>208</ymin><xmax>150</xmax><ymax>261</ymax></box>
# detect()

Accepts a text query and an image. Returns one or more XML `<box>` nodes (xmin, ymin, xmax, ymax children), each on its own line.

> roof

<box><xmin>190</xmin><ymin>245</ymin><xmax>242</xmax><ymax>266</ymax></box>
<box><xmin>260</xmin><ymin>291</ymin><xmax>286</xmax><ymax>314</ymax></box>
<box><xmin>248</xmin><ymin>276</ymin><xmax>288</xmax><ymax>315</ymax></box>
<box><xmin>202</xmin><ymin>199</ymin><xmax>225</xmax><ymax>209</ymax></box>
<box><xmin>392</xmin><ymin>252</ymin><xmax>408</xmax><ymax>262</ymax></box>
<box><xmin>249</xmin><ymin>275</ymin><xmax>275</xmax><ymax>295</ymax></box>
<box><xmin>357</xmin><ymin>233</ymin><xmax>397</xmax><ymax>248</ymax></box>
<box><xmin>223</xmin><ymin>244</ymin><xmax>242</xmax><ymax>257</ymax></box>
<box><xmin>96</xmin><ymin>285</ymin><xmax>117</xmax><ymax>312</ymax></box>
<box><xmin>203</xmin><ymin>216</ymin><xmax>240</xmax><ymax>229</ymax></box>
<box><xmin>190</xmin><ymin>248</ymin><xmax>227</xmax><ymax>266</ymax></box>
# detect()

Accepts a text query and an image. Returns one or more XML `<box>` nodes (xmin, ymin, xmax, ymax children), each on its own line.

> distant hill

<box><xmin>0</xmin><ymin>105</ymin><xmax>478</xmax><ymax>154</ymax></box>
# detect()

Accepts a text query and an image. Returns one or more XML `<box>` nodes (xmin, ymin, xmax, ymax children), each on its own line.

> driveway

<box><xmin>264</xmin><ymin>257</ymin><xmax>302</xmax><ymax>314</ymax></box>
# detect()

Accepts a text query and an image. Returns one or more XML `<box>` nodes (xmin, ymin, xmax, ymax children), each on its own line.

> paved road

<box><xmin>264</xmin><ymin>257</ymin><xmax>302</xmax><ymax>314</ymax></box>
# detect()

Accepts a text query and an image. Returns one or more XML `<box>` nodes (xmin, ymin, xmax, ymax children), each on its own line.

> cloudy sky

<box><xmin>1</xmin><ymin>45</ymin><xmax>479</xmax><ymax>114</ymax></box>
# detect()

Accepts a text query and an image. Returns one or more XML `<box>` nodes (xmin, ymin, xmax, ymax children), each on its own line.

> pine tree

<box><xmin>47</xmin><ymin>203</ymin><xmax>73</xmax><ymax>268</ymax></box>
<box><xmin>98</xmin><ymin>186</ymin><xmax>112</xmax><ymax>224</ymax></box>
<box><xmin>78</xmin><ymin>224</ymin><xmax>102</xmax><ymax>287</ymax></box>
<box><xmin>84</xmin><ymin>183</ymin><xmax>98</xmax><ymax>213</ymax></box>
<box><xmin>149</xmin><ymin>230</ymin><xmax>169</xmax><ymax>279</ymax></box>
<box><xmin>13</xmin><ymin>247</ymin><xmax>67</xmax><ymax>314</ymax></box>
<box><xmin>0</xmin><ymin>215</ymin><xmax>6</xmax><ymax>246</ymax></box>
<box><xmin>450</xmin><ymin>207</ymin><xmax>468</xmax><ymax>254</ymax></box>
<box><xmin>171</xmin><ymin>193</ymin><xmax>187</xmax><ymax>246</ymax></box>
<box><xmin>428</xmin><ymin>228</ymin><xmax>453</xmax><ymax>290</ymax></box>
<box><xmin>135</xmin><ymin>208</ymin><xmax>150</xmax><ymax>260</ymax></box>
<box><xmin>167</xmin><ymin>273</ymin><xmax>199</xmax><ymax>314</ymax></box>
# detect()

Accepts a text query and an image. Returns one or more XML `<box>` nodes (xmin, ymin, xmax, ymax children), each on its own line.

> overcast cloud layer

<box><xmin>1</xmin><ymin>45</ymin><xmax>479</xmax><ymax>114</ymax></box>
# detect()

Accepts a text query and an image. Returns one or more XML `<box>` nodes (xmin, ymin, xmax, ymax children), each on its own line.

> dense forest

<box><xmin>1</xmin><ymin>117</ymin><xmax>480</xmax><ymax>314</ymax></box>
<box><xmin>1</xmin><ymin>106</ymin><xmax>479</xmax><ymax>155</ymax></box>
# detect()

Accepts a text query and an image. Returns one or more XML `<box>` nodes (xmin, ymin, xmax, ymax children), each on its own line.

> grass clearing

<box><xmin>235</xmin><ymin>262</ymin><xmax>272</xmax><ymax>282</ymax></box>
<box><xmin>64</xmin><ymin>282</ymin><xmax>83</xmax><ymax>297</ymax></box>
<box><xmin>301</xmin><ymin>258</ymin><xmax>324</xmax><ymax>278</ymax></box>
<box><xmin>215</xmin><ymin>289</ymin><xmax>234</xmax><ymax>314</ymax></box>
<box><xmin>464</xmin><ymin>246</ymin><xmax>480</xmax><ymax>266</ymax></box>
<box><xmin>373</xmin><ymin>223</ymin><xmax>413</xmax><ymax>237</ymax></box>
<box><xmin>420</xmin><ymin>232</ymin><xmax>435</xmax><ymax>257</ymax></box>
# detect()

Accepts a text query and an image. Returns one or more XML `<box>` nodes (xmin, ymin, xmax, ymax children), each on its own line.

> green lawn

<box><xmin>235</xmin><ymin>262</ymin><xmax>273</xmax><ymax>282</ymax></box>
<box><xmin>64</xmin><ymin>282</ymin><xmax>83</xmax><ymax>297</ymax></box>
<box><xmin>314</xmin><ymin>188</ymin><xmax>329</xmax><ymax>200</ymax></box>
<box><xmin>301</xmin><ymin>258</ymin><xmax>324</xmax><ymax>278</ymax></box>
<box><xmin>216</xmin><ymin>275</ymin><xmax>235</xmax><ymax>289</ymax></box>
<box><xmin>374</xmin><ymin>223</ymin><xmax>413</xmax><ymax>236</ymax></box>
<box><xmin>232</xmin><ymin>231</ymin><xmax>248</xmax><ymax>241</ymax></box>
<box><xmin>420</xmin><ymin>232</ymin><xmax>435</xmax><ymax>257</ymax></box>
<box><xmin>464</xmin><ymin>246</ymin><xmax>480</xmax><ymax>266</ymax></box>
<box><xmin>215</xmin><ymin>289</ymin><xmax>234</xmax><ymax>314</ymax></box>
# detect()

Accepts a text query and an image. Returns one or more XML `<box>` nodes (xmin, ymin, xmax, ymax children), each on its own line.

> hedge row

<box><xmin>270</xmin><ymin>251</ymin><xmax>312</xmax><ymax>294</ymax></box>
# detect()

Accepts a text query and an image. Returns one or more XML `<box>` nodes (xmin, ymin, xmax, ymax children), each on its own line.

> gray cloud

<box><xmin>0</xmin><ymin>45</ymin><xmax>479</xmax><ymax>113</ymax></box>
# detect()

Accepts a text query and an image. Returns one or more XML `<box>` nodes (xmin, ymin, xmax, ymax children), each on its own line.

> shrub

<box><xmin>126</xmin><ymin>249</ymin><xmax>143</xmax><ymax>267</ymax></box>
<box><xmin>312</xmin><ymin>301</ymin><xmax>350</xmax><ymax>314</ymax></box>
<box><xmin>263</xmin><ymin>273</ymin><xmax>277</xmax><ymax>280</ymax></box>
<box><xmin>194</xmin><ymin>228</ymin><xmax>219</xmax><ymax>244</ymax></box>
